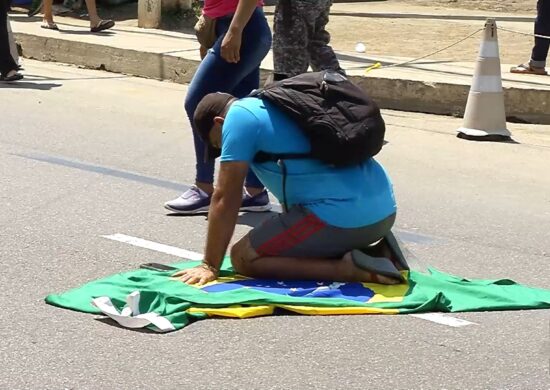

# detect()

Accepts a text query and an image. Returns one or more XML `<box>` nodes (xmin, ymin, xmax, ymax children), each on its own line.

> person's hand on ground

<box><xmin>220</xmin><ymin>30</ymin><xmax>242</xmax><ymax>63</ymax></box>
<box><xmin>172</xmin><ymin>264</ymin><xmax>217</xmax><ymax>285</ymax></box>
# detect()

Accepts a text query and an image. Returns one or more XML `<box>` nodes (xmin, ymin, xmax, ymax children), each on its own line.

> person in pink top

<box><xmin>203</xmin><ymin>0</ymin><xmax>264</xmax><ymax>19</ymax></box>
<box><xmin>165</xmin><ymin>0</ymin><xmax>273</xmax><ymax>215</ymax></box>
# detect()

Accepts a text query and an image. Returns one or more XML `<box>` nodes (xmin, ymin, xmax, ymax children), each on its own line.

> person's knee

<box><xmin>230</xmin><ymin>235</ymin><xmax>258</xmax><ymax>275</ymax></box>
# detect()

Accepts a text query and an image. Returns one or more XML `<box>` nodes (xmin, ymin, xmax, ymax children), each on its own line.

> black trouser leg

<box><xmin>530</xmin><ymin>0</ymin><xmax>550</xmax><ymax>67</ymax></box>
<box><xmin>0</xmin><ymin>2</ymin><xmax>18</xmax><ymax>76</ymax></box>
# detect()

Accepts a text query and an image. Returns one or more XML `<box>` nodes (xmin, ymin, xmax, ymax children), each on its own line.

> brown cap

<box><xmin>193</xmin><ymin>92</ymin><xmax>235</xmax><ymax>161</ymax></box>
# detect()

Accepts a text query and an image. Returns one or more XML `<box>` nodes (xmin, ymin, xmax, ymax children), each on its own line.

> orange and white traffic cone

<box><xmin>457</xmin><ymin>19</ymin><xmax>511</xmax><ymax>141</ymax></box>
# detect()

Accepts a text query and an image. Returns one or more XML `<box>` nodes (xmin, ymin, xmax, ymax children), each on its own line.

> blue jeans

<box><xmin>531</xmin><ymin>0</ymin><xmax>550</xmax><ymax>68</ymax></box>
<box><xmin>184</xmin><ymin>8</ymin><xmax>272</xmax><ymax>188</ymax></box>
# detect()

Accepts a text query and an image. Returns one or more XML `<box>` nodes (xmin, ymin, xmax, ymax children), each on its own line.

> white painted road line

<box><xmin>104</xmin><ymin>233</ymin><xmax>477</xmax><ymax>328</ymax></box>
<box><xmin>410</xmin><ymin>313</ymin><xmax>477</xmax><ymax>327</ymax></box>
<box><xmin>102</xmin><ymin>234</ymin><xmax>203</xmax><ymax>261</ymax></box>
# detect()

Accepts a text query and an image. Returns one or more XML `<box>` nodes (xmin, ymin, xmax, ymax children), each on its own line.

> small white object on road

<box><xmin>410</xmin><ymin>313</ymin><xmax>477</xmax><ymax>327</ymax></box>
<box><xmin>92</xmin><ymin>292</ymin><xmax>176</xmax><ymax>332</ymax></box>
<box><xmin>355</xmin><ymin>42</ymin><xmax>366</xmax><ymax>53</ymax></box>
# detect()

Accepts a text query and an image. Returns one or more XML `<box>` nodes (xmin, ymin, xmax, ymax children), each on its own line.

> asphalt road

<box><xmin>1</xmin><ymin>60</ymin><xmax>549</xmax><ymax>390</ymax></box>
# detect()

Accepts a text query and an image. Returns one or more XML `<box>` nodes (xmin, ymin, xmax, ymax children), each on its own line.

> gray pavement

<box><xmin>1</xmin><ymin>60</ymin><xmax>550</xmax><ymax>390</ymax></box>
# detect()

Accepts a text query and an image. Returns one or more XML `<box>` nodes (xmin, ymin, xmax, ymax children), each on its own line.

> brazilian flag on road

<box><xmin>46</xmin><ymin>259</ymin><xmax>550</xmax><ymax>332</ymax></box>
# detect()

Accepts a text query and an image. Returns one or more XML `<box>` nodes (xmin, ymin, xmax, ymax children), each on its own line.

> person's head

<box><xmin>193</xmin><ymin>92</ymin><xmax>237</xmax><ymax>161</ymax></box>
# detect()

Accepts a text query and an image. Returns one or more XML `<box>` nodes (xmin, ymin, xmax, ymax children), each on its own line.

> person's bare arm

<box><xmin>202</xmin><ymin>162</ymin><xmax>247</xmax><ymax>270</ymax></box>
<box><xmin>221</xmin><ymin>0</ymin><xmax>258</xmax><ymax>63</ymax></box>
<box><xmin>173</xmin><ymin>162</ymin><xmax>248</xmax><ymax>285</ymax></box>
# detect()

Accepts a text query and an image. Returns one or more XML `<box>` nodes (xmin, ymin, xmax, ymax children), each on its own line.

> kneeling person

<box><xmin>173</xmin><ymin>92</ymin><xmax>398</xmax><ymax>285</ymax></box>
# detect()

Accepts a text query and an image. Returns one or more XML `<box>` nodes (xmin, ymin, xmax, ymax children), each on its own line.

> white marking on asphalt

<box><xmin>103</xmin><ymin>234</ymin><xmax>478</xmax><ymax>327</ymax></box>
<box><xmin>102</xmin><ymin>234</ymin><xmax>203</xmax><ymax>261</ymax></box>
<box><xmin>410</xmin><ymin>313</ymin><xmax>477</xmax><ymax>327</ymax></box>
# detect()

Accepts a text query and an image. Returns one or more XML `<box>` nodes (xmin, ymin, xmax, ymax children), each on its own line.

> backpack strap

<box><xmin>253</xmin><ymin>151</ymin><xmax>311</xmax><ymax>163</ymax></box>
<box><xmin>253</xmin><ymin>151</ymin><xmax>313</xmax><ymax>214</ymax></box>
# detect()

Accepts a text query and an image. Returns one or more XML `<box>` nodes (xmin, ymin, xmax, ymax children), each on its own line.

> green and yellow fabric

<box><xmin>46</xmin><ymin>258</ymin><xmax>550</xmax><ymax>332</ymax></box>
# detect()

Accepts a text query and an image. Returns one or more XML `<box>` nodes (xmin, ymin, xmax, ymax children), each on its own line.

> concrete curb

<box><xmin>15</xmin><ymin>32</ymin><xmax>550</xmax><ymax>124</ymax></box>
<box><xmin>15</xmin><ymin>33</ymin><xmax>200</xmax><ymax>84</ymax></box>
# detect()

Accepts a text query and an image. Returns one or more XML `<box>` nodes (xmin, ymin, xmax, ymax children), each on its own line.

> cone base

<box><xmin>457</xmin><ymin>130</ymin><xmax>511</xmax><ymax>142</ymax></box>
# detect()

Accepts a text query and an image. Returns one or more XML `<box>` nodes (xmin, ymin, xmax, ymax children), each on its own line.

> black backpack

<box><xmin>250</xmin><ymin>70</ymin><xmax>386</xmax><ymax>167</ymax></box>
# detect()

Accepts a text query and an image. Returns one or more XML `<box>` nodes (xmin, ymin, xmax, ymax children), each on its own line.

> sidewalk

<box><xmin>9</xmin><ymin>1</ymin><xmax>550</xmax><ymax>124</ymax></box>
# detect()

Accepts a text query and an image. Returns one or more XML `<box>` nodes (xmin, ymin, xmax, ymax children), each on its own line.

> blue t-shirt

<box><xmin>220</xmin><ymin>97</ymin><xmax>397</xmax><ymax>228</ymax></box>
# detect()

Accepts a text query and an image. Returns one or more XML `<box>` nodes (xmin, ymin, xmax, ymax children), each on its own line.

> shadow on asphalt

<box><xmin>22</xmin><ymin>74</ymin><xmax>131</xmax><ymax>81</ymax></box>
<box><xmin>0</xmin><ymin>81</ymin><xmax>61</xmax><ymax>90</ymax></box>
<box><xmin>57</xmin><ymin>29</ymin><xmax>115</xmax><ymax>36</ymax></box>
<box><xmin>165</xmin><ymin>211</ymin><xmax>278</xmax><ymax>229</ymax></box>
<box><xmin>94</xmin><ymin>317</ymin><xmax>158</xmax><ymax>333</ymax></box>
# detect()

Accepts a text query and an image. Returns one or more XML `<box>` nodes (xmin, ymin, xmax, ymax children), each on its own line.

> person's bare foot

<box><xmin>41</xmin><ymin>18</ymin><xmax>58</xmax><ymax>30</ymax></box>
<box><xmin>89</xmin><ymin>15</ymin><xmax>100</xmax><ymax>28</ymax></box>
<box><xmin>341</xmin><ymin>252</ymin><xmax>400</xmax><ymax>284</ymax></box>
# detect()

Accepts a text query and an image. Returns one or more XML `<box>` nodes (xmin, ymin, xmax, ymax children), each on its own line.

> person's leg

<box><xmin>530</xmin><ymin>0</ymin><xmax>550</xmax><ymax>69</ymax></box>
<box><xmin>230</xmin><ymin>206</ymin><xmax>398</xmax><ymax>283</ymax></box>
<box><xmin>184</xmin><ymin>10</ymin><xmax>271</xmax><ymax>191</ymax></box>
<box><xmin>219</xmin><ymin>13</ymin><xmax>271</xmax><ymax>200</ymax></box>
<box><xmin>83</xmin><ymin>0</ymin><xmax>99</xmax><ymax>26</ymax></box>
<box><xmin>83</xmin><ymin>0</ymin><xmax>114</xmax><ymax>31</ymax></box>
<box><xmin>272</xmin><ymin>0</ymin><xmax>311</xmax><ymax>80</ymax></box>
<box><xmin>165</xmin><ymin>9</ymin><xmax>271</xmax><ymax>213</ymax></box>
<box><xmin>0</xmin><ymin>5</ymin><xmax>18</xmax><ymax>76</ymax></box>
<box><xmin>184</xmin><ymin>57</ymin><xmax>217</xmax><ymax>191</ymax></box>
<box><xmin>42</xmin><ymin>0</ymin><xmax>56</xmax><ymax>27</ymax></box>
<box><xmin>243</xmin><ymin>168</ymin><xmax>266</xmax><ymax>193</ymax></box>
<box><xmin>231</xmin><ymin>67</ymin><xmax>259</xmax><ymax>98</ymax></box>
<box><xmin>231</xmin><ymin>237</ymin><xmax>382</xmax><ymax>282</ymax></box>
<box><xmin>7</xmin><ymin>16</ymin><xmax>18</xmax><ymax>65</ymax></box>
<box><xmin>308</xmin><ymin>0</ymin><xmax>343</xmax><ymax>73</ymax></box>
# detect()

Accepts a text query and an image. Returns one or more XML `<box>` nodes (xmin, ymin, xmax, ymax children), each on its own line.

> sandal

<box><xmin>510</xmin><ymin>63</ymin><xmax>548</xmax><ymax>76</ymax></box>
<box><xmin>91</xmin><ymin>19</ymin><xmax>115</xmax><ymax>33</ymax></box>
<box><xmin>350</xmin><ymin>249</ymin><xmax>405</xmax><ymax>284</ymax></box>
<box><xmin>1</xmin><ymin>71</ymin><xmax>24</xmax><ymax>82</ymax></box>
<box><xmin>41</xmin><ymin>21</ymin><xmax>59</xmax><ymax>30</ymax></box>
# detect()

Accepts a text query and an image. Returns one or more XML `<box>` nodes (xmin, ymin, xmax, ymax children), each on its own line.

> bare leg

<box><xmin>83</xmin><ymin>0</ymin><xmax>100</xmax><ymax>27</ymax></box>
<box><xmin>42</xmin><ymin>0</ymin><xmax>55</xmax><ymax>25</ymax></box>
<box><xmin>244</xmin><ymin>186</ymin><xmax>264</xmax><ymax>196</ymax></box>
<box><xmin>196</xmin><ymin>181</ymin><xmax>214</xmax><ymax>195</ymax></box>
<box><xmin>230</xmin><ymin>235</ymin><xmax>398</xmax><ymax>284</ymax></box>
